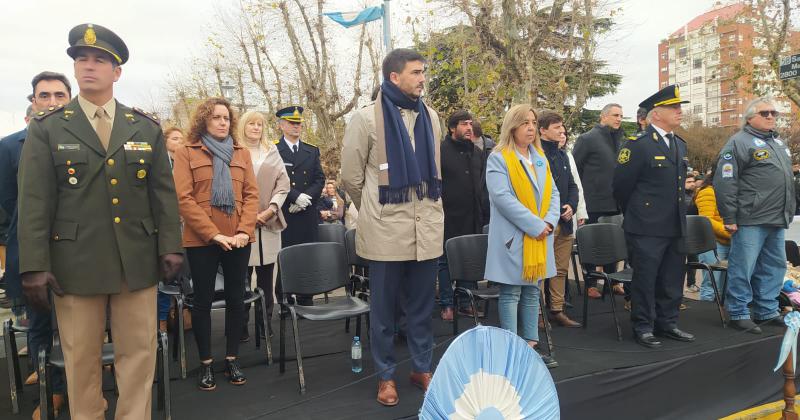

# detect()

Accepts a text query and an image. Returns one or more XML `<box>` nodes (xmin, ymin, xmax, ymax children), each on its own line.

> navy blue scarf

<box><xmin>379</xmin><ymin>80</ymin><xmax>441</xmax><ymax>204</ymax></box>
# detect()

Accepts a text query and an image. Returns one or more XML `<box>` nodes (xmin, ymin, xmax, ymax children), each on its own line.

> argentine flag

<box><xmin>324</xmin><ymin>5</ymin><xmax>383</xmax><ymax>28</ymax></box>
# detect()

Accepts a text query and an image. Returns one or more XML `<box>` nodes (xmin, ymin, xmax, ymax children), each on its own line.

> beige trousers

<box><xmin>549</xmin><ymin>226</ymin><xmax>575</xmax><ymax>312</ymax></box>
<box><xmin>54</xmin><ymin>283</ymin><xmax>156</xmax><ymax>420</ymax></box>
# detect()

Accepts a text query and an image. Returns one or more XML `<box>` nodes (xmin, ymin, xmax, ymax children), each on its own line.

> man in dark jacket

<box><xmin>714</xmin><ymin>97</ymin><xmax>795</xmax><ymax>333</ymax></box>
<box><xmin>438</xmin><ymin>110</ymin><xmax>488</xmax><ymax>320</ymax></box>
<box><xmin>572</xmin><ymin>103</ymin><xmax>626</xmax><ymax>298</ymax></box>
<box><xmin>539</xmin><ymin>111</ymin><xmax>581</xmax><ymax>327</ymax></box>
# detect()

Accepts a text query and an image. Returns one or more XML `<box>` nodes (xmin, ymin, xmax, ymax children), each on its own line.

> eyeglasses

<box><xmin>758</xmin><ymin>110</ymin><xmax>779</xmax><ymax>118</ymax></box>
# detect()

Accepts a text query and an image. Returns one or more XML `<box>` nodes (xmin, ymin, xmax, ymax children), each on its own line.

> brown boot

<box><xmin>31</xmin><ymin>394</ymin><xmax>66</xmax><ymax>420</ymax></box>
<box><xmin>550</xmin><ymin>311</ymin><xmax>581</xmax><ymax>328</ymax></box>
<box><xmin>377</xmin><ymin>380</ymin><xmax>399</xmax><ymax>406</ymax></box>
<box><xmin>409</xmin><ymin>371</ymin><xmax>433</xmax><ymax>391</ymax></box>
<box><xmin>25</xmin><ymin>371</ymin><xmax>38</xmax><ymax>385</ymax></box>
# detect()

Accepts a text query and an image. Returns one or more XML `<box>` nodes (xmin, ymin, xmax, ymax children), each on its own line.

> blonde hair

<box><xmin>237</xmin><ymin>110</ymin><xmax>273</xmax><ymax>150</ymax></box>
<box><xmin>495</xmin><ymin>104</ymin><xmax>541</xmax><ymax>153</ymax></box>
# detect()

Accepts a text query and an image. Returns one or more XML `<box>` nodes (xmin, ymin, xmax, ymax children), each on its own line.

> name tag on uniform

<box><xmin>124</xmin><ymin>141</ymin><xmax>152</xmax><ymax>152</ymax></box>
<box><xmin>379</xmin><ymin>163</ymin><xmax>389</xmax><ymax>171</ymax></box>
<box><xmin>57</xmin><ymin>144</ymin><xmax>80</xmax><ymax>151</ymax></box>
<box><xmin>284</xmin><ymin>162</ymin><xmax>294</xmax><ymax>167</ymax></box>
<box><xmin>654</xmin><ymin>156</ymin><xmax>666</xmax><ymax>160</ymax></box>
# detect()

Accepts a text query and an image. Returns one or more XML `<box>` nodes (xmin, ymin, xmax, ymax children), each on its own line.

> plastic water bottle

<box><xmin>351</xmin><ymin>336</ymin><xmax>363</xmax><ymax>373</ymax></box>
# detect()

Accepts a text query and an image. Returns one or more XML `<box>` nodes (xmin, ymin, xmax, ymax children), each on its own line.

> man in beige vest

<box><xmin>17</xmin><ymin>23</ymin><xmax>183</xmax><ymax>419</ymax></box>
<box><xmin>342</xmin><ymin>48</ymin><xmax>444</xmax><ymax>406</ymax></box>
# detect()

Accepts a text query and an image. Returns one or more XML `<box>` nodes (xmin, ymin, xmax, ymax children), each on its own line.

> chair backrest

<box><xmin>575</xmin><ymin>223</ymin><xmax>627</xmax><ymax>266</ymax></box>
<box><xmin>684</xmin><ymin>215</ymin><xmax>717</xmax><ymax>256</ymax></box>
<box><xmin>278</xmin><ymin>242</ymin><xmax>350</xmax><ymax>296</ymax></box>
<box><xmin>597</xmin><ymin>214</ymin><xmax>624</xmax><ymax>226</ymax></box>
<box><xmin>482</xmin><ymin>224</ymin><xmax>490</xmax><ymax>234</ymax></box>
<box><xmin>787</xmin><ymin>240</ymin><xmax>800</xmax><ymax>267</ymax></box>
<box><xmin>445</xmin><ymin>234</ymin><xmax>488</xmax><ymax>282</ymax></box>
<box><xmin>317</xmin><ymin>223</ymin><xmax>347</xmax><ymax>245</ymax></box>
<box><xmin>345</xmin><ymin>228</ymin><xmax>370</xmax><ymax>268</ymax></box>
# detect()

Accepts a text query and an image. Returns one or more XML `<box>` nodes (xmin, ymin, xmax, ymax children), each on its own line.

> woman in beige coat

<box><xmin>238</xmin><ymin>110</ymin><xmax>290</xmax><ymax>340</ymax></box>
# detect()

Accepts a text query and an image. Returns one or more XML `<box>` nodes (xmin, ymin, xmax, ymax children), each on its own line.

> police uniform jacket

<box><xmin>276</xmin><ymin>138</ymin><xmax>325</xmax><ymax>247</ymax></box>
<box><xmin>16</xmin><ymin>98</ymin><xmax>183</xmax><ymax>295</ymax></box>
<box><xmin>713</xmin><ymin>124</ymin><xmax>795</xmax><ymax>227</ymax></box>
<box><xmin>612</xmin><ymin>124</ymin><xmax>687</xmax><ymax>238</ymax></box>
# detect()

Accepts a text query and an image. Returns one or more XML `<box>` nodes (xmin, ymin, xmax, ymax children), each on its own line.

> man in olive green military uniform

<box><xmin>17</xmin><ymin>23</ymin><xmax>183</xmax><ymax>420</ymax></box>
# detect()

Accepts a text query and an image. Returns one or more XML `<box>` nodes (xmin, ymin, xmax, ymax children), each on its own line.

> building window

<box><xmin>693</xmin><ymin>76</ymin><xmax>703</xmax><ymax>84</ymax></box>
<box><xmin>678</xmin><ymin>47</ymin><xmax>688</xmax><ymax>58</ymax></box>
<box><xmin>712</xmin><ymin>117</ymin><xmax>720</xmax><ymax>123</ymax></box>
<box><xmin>693</xmin><ymin>104</ymin><xmax>703</xmax><ymax>114</ymax></box>
<box><xmin>693</xmin><ymin>58</ymin><xmax>703</xmax><ymax>69</ymax></box>
<box><xmin>679</xmin><ymin>81</ymin><xmax>689</xmax><ymax>88</ymax></box>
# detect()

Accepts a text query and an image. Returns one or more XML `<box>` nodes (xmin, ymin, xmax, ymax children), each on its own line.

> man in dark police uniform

<box><xmin>612</xmin><ymin>85</ymin><xmax>695</xmax><ymax>348</ymax></box>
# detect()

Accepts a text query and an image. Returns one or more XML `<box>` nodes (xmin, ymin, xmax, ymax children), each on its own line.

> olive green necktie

<box><xmin>95</xmin><ymin>107</ymin><xmax>111</xmax><ymax>151</ymax></box>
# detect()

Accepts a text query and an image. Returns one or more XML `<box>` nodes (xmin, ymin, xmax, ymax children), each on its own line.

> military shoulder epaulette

<box><xmin>302</xmin><ymin>141</ymin><xmax>318</xmax><ymax>149</ymax></box>
<box><xmin>273</xmin><ymin>139</ymin><xmax>281</xmax><ymax>145</ymax></box>
<box><xmin>132</xmin><ymin>107</ymin><xmax>161</xmax><ymax>125</ymax></box>
<box><xmin>33</xmin><ymin>104</ymin><xmax>66</xmax><ymax>121</ymax></box>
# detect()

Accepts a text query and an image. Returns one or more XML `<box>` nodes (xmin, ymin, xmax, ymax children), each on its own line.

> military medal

<box><xmin>68</xmin><ymin>168</ymin><xmax>76</xmax><ymax>175</ymax></box>
<box><xmin>68</xmin><ymin>177</ymin><xmax>78</xmax><ymax>185</ymax></box>
<box><xmin>137</xmin><ymin>169</ymin><xmax>147</xmax><ymax>179</ymax></box>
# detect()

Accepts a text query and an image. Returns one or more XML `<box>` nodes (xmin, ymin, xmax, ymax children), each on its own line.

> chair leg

<box><xmin>258</xmin><ymin>291</ymin><xmax>272</xmax><ymax>365</ymax></box>
<box><xmin>4</xmin><ymin>320</ymin><xmax>21</xmax><ymax>414</ymax></box>
<box><xmin>608</xmin><ymin>285</ymin><xmax>622</xmax><ymax>341</ymax></box>
<box><xmin>345</xmin><ymin>317</ymin><xmax>350</xmax><ymax>333</ymax></box>
<box><xmin>289</xmin><ymin>308</ymin><xmax>306</xmax><ymax>394</ymax></box>
<box><xmin>708</xmin><ymin>268</ymin><xmax>727</xmax><ymax>327</ymax></box>
<box><xmin>355</xmin><ymin>315</ymin><xmax>362</xmax><ymax>339</ymax></box>
<box><xmin>539</xmin><ymin>291</ymin><xmax>555</xmax><ymax>357</ymax></box>
<box><xmin>582</xmin><ymin>276</ymin><xmax>590</xmax><ymax>329</ymax></box>
<box><xmin>571</xmin><ymin>253</ymin><xmax>583</xmax><ymax>295</ymax></box>
<box><xmin>159</xmin><ymin>331</ymin><xmax>172</xmax><ymax>420</ymax></box>
<box><xmin>720</xmin><ymin>271</ymin><xmax>729</xmax><ymax>306</ymax></box>
<box><xmin>453</xmin><ymin>290</ymin><xmax>459</xmax><ymax>336</ymax></box>
<box><xmin>157</xmin><ymin>331</ymin><xmax>165</xmax><ymax>412</ymax></box>
<box><xmin>176</xmin><ymin>297</ymin><xmax>187</xmax><ymax>380</ymax></box>
<box><xmin>279</xmin><ymin>308</ymin><xmax>286</xmax><ymax>374</ymax></box>
<box><xmin>38</xmin><ymin>348</ymin><xmax>54</xmax><ymax>420</ymax></box>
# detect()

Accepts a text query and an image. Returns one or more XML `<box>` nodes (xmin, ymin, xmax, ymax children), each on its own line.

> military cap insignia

<box><xmin>84</xmin><ymin>25</ymin><xmax>97</xmax><ymax>45</ymax></box>
<box><xmin>617</xmin><ymin>148</ymin><xmax>631</xmax><ymax>164</ymax></box>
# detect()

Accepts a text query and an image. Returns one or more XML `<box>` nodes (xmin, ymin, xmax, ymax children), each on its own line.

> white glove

<box><xmin>288</xmin><ymin>203</ymin><xmax>303</xmax><ymax>214</ymax></box>
<box><xmin>296</xmin><ymin>193</ymin><xmax>312</xmax><ymax>209</ymax></box>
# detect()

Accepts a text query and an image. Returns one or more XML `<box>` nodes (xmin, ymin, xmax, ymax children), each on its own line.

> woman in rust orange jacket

<box><xmin>172</xmin><ymin>97</ymin><xmax>259</xmax><ymax>391</ymax></box>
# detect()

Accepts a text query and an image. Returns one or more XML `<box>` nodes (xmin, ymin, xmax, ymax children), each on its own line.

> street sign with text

<box><xmin>780</xmin><ymin>54</ymin><xmax>800</xmax><ymax>80</ymax></box>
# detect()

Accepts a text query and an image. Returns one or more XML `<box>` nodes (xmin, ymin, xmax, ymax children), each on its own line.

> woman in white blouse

<box><xmin>238</xmin><ymin>111</ymin><xmax>290</xmax><ymax>340</ymax></box>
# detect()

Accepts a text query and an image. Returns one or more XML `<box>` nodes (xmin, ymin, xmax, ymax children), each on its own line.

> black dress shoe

<box><xmin>197</xmin><ymin>363</ymin><xmax>216</xmax><ymax>391</ymax></box>
<box><xmin>654</xmin><ymin>328</ymin><xmax>695</xmax><ymax>342</ymax></box>
<box><xmin>757</xmin><ymin>315</ymin><xmax>785</xmax><ymax>327</ymax></box>
<box><xmin>634</xmin><ymin>332</ymin><xmax>662</xmax><ymax>348</ymax></box>
<box><xmin>730</xmin><ymin>319</ymin><xmax>762</xmax><ymax>334</ymax></box>
<box><xmin>225</xmin><ymin>358</ymin><xmax>247</xmax><ymax>385</ymax></box>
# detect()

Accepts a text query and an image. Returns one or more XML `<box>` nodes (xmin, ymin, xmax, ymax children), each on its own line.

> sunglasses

<box><xmin>758</xmin><ymin>110</ymin><xmax>779</xmax><ymax>118</ymax></box>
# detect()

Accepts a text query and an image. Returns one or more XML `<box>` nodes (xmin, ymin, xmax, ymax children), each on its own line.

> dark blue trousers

<box><xmin>369</xmin><ymin>259</ymin><xmax>436</xmax><ymax>380</ymax></box>
<box><xmin>26</xmin><ymin>306</ymin><xmax>65</xmax><ymax>393</ymax></box>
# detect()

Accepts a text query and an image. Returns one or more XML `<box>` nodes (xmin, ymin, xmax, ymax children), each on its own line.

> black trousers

<box><xmin>583</xmin><ymin>211</ymin><xmax>620</xmax><ymax>287</ymax></box>
<box><xmin>626</xmin><ymin>233</ymin><xmax>686</xmax><ymax>335</ymax></box>
<box><xmin>244</xmin><ymin>263</ymin><xmax>274</xmax><ymax>337</ymax></box>
<box><xmin>187</xmin><ymin>244</ymin><xmax>250</xmax><ymax>361</ymax></box>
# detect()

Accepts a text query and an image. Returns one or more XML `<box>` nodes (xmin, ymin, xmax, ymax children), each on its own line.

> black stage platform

<box><xmin>0</xmin><ymin>295</ymin><xmax>792</xmax><ymax>419</ymax></box>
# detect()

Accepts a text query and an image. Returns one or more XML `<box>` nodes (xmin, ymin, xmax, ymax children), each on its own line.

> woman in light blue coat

<box><xmin>485</xmin><ymin>104</ymin><xmax>560</xmax><ymax>364</ymax></box>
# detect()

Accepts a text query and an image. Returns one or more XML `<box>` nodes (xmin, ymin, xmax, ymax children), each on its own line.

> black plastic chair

<box><xmin>446</xmin><ymin>234</ymin><xmax>496</xmax><ymax>336</ymax></box>
<box><xmin>178</xmin><ymin>266</ymin><xmax>273</xmax><ymax>378</ymax></box>
<box><xmin>318</xmin><ymin>223</ymin><xmax>347</xmax><ymax>245</ymax></box>
<box><xmin>685</xmin><ymin>215</ymin><xmax>728</xmax><ymax>327</ymax></box>
<box><xmin>344</xmin><ymin>229</ymin><xmax>370</xmax><ymax>333</ymax></box>
<box><xmin>786</xmin><ymin>240</ymin><xmax>800</xmax><ymax>267</ymax></box>
<box><xmin>575</xmin><ymin>223</ymin><xmax>632</xmax><ymax>341</ymax></box>
<box><xmin>597</xmin><ymin>214</ymin><xmax>624</xmax><ymax>226</ymax></box>
<box><xmin>3</xmin><ymin>319</ymin><xmax>27</xmax><ymax>414</ymax></box>
<box><xmin>278</xmin><ymin>242</ymin><xmax>370</xmax><ymax>394</ymax></box>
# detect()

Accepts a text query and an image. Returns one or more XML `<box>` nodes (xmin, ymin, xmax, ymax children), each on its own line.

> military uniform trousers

<box><xmin>626</xmin><ymin>233</ymin><xmax>685</xmax><ymax>335</ymax></box>
<box><xmin>54</xmin><ymin>281</ymin><xmax>157</xmax><ymax>420</ymax></box>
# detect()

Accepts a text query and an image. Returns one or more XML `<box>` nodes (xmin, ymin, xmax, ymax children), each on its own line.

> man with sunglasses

<box><xmin>714</xmin><ymin>98</ymin><xmax>794</xmax><ymax>333</ymax></box>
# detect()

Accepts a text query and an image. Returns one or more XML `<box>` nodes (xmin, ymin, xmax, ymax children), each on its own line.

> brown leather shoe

<box><xmin>587</xmin><ymin>287</ymin><xmax>602</xmax><ymax>299</ymax></box>
<box><xmin>377</xmin><ymin>380</ymin><xmax>399</xmax><ymax>406</ymax></box>
<box><xmin>550</xmin><ymin>311</ymin><xmax>581</xmax><ymax>328</ymax></box>
<box><xmin>410</xmin><ymin>371</ymin><xmax>433</xmax><ymax>391</ymax></box>
<box><xmin>31</xmin><ymin>394</ymin><xmax>66</xmax><ymax>420</ymax></box>
<box><xmin>440</xmin><ymin>307</ymin><xmax>454</xmax><ymax>321</ymax></box>
<box><xmin>159</xmin><ymin>320</ymin><xmax>168</xmax><ymax>333</ymax></box>
<box><xmin>612</xmin><ymin>284</ymin><xmax>625</xmax><ymax>296</ymax></box>
<box><xmin>25</xmin><ymin>371</ymin><xmax>38</xmax><ymax>386</ymax></box>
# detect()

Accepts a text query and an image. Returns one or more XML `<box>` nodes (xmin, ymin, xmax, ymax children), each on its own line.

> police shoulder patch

<box><xmin>33</xmin><ymin>104</ymin><xmax>65</xmax><ymax>121</ymax></box>
<box><xmin>617</xmin><ymin>148</ymin><xmax>631</xmax><ymax>164</ymax></box>
<box><xmin>132</xmin><ymin>107</ymin><xmax>161</xmax><ymax>125</ymax></box>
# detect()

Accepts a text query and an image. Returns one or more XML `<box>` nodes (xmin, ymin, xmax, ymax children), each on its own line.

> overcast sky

<box><xmin>0</xmin><ymin>0</ymin><xmax>719</xmax><ymax>135</ymax></box>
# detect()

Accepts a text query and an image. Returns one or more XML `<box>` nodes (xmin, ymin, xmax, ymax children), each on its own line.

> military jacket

<box><xmin>276</xmin><ymin>138</ymin><xmax>325</xmax><ymax>246</ymax></box>
<box><xmin>17</xmin><ymin>98</ymin><xmax>182</xmax><ymax>295</ymax></box>
<box><xmin>612</xmin><ymin>124</ymin><xmax>688</xmax><ymax>238</ymax></box>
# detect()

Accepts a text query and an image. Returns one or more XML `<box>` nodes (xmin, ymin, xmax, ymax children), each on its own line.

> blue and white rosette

<box><xmin>420</xmin><ymin>326</ymin><xmax>560</xmax><ymax>420</ymax></box>
<box><xmin>774</xmin><ymin>311</ymin><xmax>800</xmax><ymax>372</ymax></box>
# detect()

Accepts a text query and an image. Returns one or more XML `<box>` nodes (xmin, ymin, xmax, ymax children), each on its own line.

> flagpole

<box><xmin>383</xmin><ymin>0</ymin><xmax>392</xmax><ymax>52</ymax></box>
